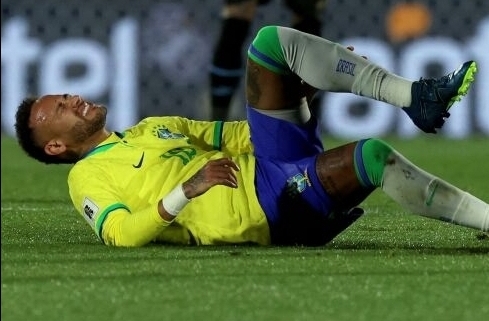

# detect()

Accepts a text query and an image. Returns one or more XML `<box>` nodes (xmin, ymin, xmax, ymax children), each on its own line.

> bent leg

<box><xmin>248</xmin><ymin>25</ymin><xmax>414</xmax><ymax>108</ymax></box>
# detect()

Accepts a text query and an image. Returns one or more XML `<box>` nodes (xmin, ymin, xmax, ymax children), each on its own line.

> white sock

<box><xmin>276</xmin><ymin>26</ymin><xmax>413</xmax><ymax>107</ymax></box>
<box><xmin>352</xmin><ymin>64</ymin><xmax>413</xmax><ymax>107</ymax></box>
<box><xmin>381</xmin><ymin>150</ymin><xmax>489</xmax><ymax>231</ymax></box>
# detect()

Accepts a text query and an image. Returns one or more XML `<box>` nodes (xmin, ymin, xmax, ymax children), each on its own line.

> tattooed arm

<box><xmin>157</xmin><ymin>157</ymin><xmax>240</xmax><ymax>221</ymax></box>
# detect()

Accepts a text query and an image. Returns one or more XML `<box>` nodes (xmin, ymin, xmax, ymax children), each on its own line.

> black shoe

<box><xmin>322</xmin><ymin>207</ymin><xmax>365</xmax><ymax>243</ymax></box>
<box><xmin>402</xmin><ymin>61</ymin><xmax>477</xmax><ymax>133</ymax></box>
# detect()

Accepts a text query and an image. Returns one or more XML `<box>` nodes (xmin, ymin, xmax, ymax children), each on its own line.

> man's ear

<box><xmin>44</xmin><ymin>139</ymin><xmax>66</xmax><ymax>155</ymax></box>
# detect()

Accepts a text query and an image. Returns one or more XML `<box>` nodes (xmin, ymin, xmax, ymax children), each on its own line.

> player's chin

<box><xmin>96</xmin><ymin>105</ymin><xmax>108</xmax><ymax>115</ymax></box>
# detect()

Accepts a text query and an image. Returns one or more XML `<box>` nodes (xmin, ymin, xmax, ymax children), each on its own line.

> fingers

<box><xmin>207</xmin><ymin>158</ymin><xmax>239</xmax><ymax>188</ymax></box>
<box><xmin>191</xmin><ymin>157</ymin><xmax>239</xmax><ymax>191</ymax></box>
<box><xmin>211</xmin><ymin>157</ymin><xmax>240</xmax><ymax>171</ymax></box>
<box><xmin>183</xmin><ymin>157</ymin><xmax>240</xmax><ymax>198</ymax></box>
<box><xmin>346</xmin><ymin>45</ymin><xmax>368</xmax><ymax>60</ymax></box>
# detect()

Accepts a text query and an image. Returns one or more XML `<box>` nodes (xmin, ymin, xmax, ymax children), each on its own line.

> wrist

<box><xmin>161</xmin><ymin>184</ymin><xmax>191</xmax><ymax>217</ymax></box>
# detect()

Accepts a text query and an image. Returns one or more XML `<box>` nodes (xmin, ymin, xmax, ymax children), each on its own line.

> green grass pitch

<box><xmin>2</xmin><ymin>134</ymin><xmax>488</xmax><ymax>321</ymax></box>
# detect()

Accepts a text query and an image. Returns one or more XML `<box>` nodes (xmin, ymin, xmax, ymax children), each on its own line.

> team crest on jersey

<box><xmin>82</xmin><ymin>197</ymin><xmax>99</xmax><ymax>228</ymax></box>
<box><xmin>152</xmin><ymin>125</ymin><xmax>186</xmax><ymax>140</ymax></box>
<box><xmin>285</xmin><ymin>170</ymin><xmax>311</xmax><ymax>198</ymax></box>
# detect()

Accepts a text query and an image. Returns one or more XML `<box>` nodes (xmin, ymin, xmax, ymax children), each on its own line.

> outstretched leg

<box><xmin>316</xmin><ymin>139</ymin><xmax>489</xmax><ymax>231</ymax></box>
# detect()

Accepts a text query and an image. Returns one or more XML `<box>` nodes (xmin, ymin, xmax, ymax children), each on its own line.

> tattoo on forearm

<box><xmin>185</xmin><ymin>170</ymin><xmax>206</xmax><ymax>195</ymax></box>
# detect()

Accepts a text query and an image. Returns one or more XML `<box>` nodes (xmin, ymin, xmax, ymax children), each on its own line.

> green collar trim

<box><xmin>82</xmin><ymin>132</ymin><xmax>124</xmax><ymax>159</ymax></box>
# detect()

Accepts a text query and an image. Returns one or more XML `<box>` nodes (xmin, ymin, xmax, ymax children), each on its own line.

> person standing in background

<box><xmin>209</xmin><ymin>0</ymin><xmax>326</xmax><ymax>120</ymax></box>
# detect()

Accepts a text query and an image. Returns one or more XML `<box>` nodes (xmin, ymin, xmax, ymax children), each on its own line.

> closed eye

<box><xmin>56</xmin><ymin>100</ymin><xmax>67</xmax><ymax>114</ymax></box>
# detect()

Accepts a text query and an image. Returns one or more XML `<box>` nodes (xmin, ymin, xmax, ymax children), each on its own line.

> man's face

<box><xmin>29</xmin><ymin>94</ymin><xmax>107</xmax><ymax>147</ymax></box>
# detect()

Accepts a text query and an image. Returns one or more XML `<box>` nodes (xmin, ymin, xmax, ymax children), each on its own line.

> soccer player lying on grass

<box><xmin>15</xmin><ymin>26</ymin><xmax>488</xmax><ymax>247</ymax></box>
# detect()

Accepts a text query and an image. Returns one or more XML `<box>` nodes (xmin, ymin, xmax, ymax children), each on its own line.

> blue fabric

<box><xmin>354</xmin><ymin>139</ymin><xmax>375</xmax><ymax>188</ymax></box>
<box><xmin>247</xmin><ymin>106</ymin><xmax>334</xmax><ymax>232</ymax></box>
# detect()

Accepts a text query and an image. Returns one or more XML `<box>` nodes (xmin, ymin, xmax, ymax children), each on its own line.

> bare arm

<box><xmin>158</xmin><ymin>157</ymin><xmax>240</xmax><ymax>221</ymax></box>
<box><xmin>102</xmin><ymin>157</ymin><xmax>240</xmax><ymax>247</ymax></box>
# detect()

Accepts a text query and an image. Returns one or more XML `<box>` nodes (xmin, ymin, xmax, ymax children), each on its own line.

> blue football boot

<box><xmin>403</xmin><ymin>60</ymin><xmax>477</xmax><ymax>133</ymax></box>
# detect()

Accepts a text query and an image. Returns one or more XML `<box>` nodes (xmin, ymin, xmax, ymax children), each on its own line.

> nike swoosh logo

<box><xmin>132</xmin><ymin>152</ymin><xmax>145</xmax><ymax>168</ymax></box>
<box><xmin>425</xmin><ymin>181</ymin><xmax>438</xmax><ymax>206</ymax></box>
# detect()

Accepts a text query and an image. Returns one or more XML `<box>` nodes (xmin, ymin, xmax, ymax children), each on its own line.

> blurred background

<box><xmin>2</xmin><ymin>0</ymin><xmax>488</xmax><ymax>139</ymax></box>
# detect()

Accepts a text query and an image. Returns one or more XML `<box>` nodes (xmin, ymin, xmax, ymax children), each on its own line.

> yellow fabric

<box><xmin>68</xmin><ymin>117</ymin><xmax>270</xmax><ymax>247</ymax></box>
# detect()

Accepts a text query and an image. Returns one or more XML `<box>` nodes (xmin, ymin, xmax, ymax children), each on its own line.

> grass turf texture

<box><xmin>2</xmin><ymin>134</ymin><xmax>488</xmax><ymax>321</ymax></box>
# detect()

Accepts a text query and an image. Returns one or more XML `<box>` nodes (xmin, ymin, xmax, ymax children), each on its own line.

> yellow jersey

<box><xmin>68</xmin><ymin>117</ymin><xmax>270</xmax><ymax>247</ymax></box>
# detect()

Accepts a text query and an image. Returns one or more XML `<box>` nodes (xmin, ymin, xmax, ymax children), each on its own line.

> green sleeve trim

<box><xmin>247</xmin><ymin>26</ymin><xmax>289</xmax><ymax>75</ymax></box>
<box><xmin>95</xmin><ymin>203</ymin><xmax>130</xmax><ymax>241</ymax></box>
<box><xmin>212</xmin><ymin>121</ymin><xmax>224</xmax><ymax>150</ymax></box>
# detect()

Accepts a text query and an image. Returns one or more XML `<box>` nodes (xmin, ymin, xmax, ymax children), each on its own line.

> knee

<box><xmin>361</xmin><ymin>138</ymin><xmax>393</xmax><ymax>162</ymax></box>
<box><xmin>249</xmin><ymin>26</ymin><xmax>288</xmax><ymax>74</ymax></box>
<box><xmin>357</xmin><ymin>138</ymin><xmax>394</xmax><ymax>187</ymax></box>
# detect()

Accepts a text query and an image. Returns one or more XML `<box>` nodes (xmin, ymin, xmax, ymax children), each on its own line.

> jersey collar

<box><xmin>81</xmin><ymin>132</ymin><xmax>123</xmax><ymax>159</ymax></box>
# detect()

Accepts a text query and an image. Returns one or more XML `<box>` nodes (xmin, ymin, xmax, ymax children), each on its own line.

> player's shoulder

<box><xmin>136</xmin><ymin>115</ymin><xmax>190</xmax><ymax>127</ymax></box>
<box><xmin>121</xmin><ymin>116</ymin><xmax>187</xmax><ymax>135</ymax></box>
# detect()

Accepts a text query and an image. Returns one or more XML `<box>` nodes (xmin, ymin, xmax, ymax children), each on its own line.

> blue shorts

<box><xmin>247</xmin><ymin>106</ymin><xmax>334</xmax><ymax>244</ymax></box>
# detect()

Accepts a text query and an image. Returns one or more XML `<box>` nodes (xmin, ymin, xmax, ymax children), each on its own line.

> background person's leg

<box><xmin>284</xmin><ymin>0</ymin><xmax>326</xmax><ymax>118</ymax></box>
<box><xmin>210</xmin><ymin>0</ymin><xmax>259</xmax><ymax>120</ymax></box>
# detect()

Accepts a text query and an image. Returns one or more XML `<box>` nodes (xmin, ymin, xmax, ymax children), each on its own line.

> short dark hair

<box><xmin>14</xmin><ymin>97</ymin><xmax>68</xmax><ymax>165</ymax></box>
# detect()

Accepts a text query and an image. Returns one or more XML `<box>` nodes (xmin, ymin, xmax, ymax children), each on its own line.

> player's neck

<box><xmin>79</xmin><ymin>128</ymin><xmax>112</xmax><ymax>157</ymax></box>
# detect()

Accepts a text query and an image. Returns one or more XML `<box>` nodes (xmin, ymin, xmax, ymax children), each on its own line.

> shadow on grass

<box><xmin>326</xmin><ymin>240</ymin><xmax>489</xmax><ymax>254</ymax></box>
<box><xmin>2</xmin><ymin>238</ymin><xmax>488</xmax><ymax>264</ymax></box>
